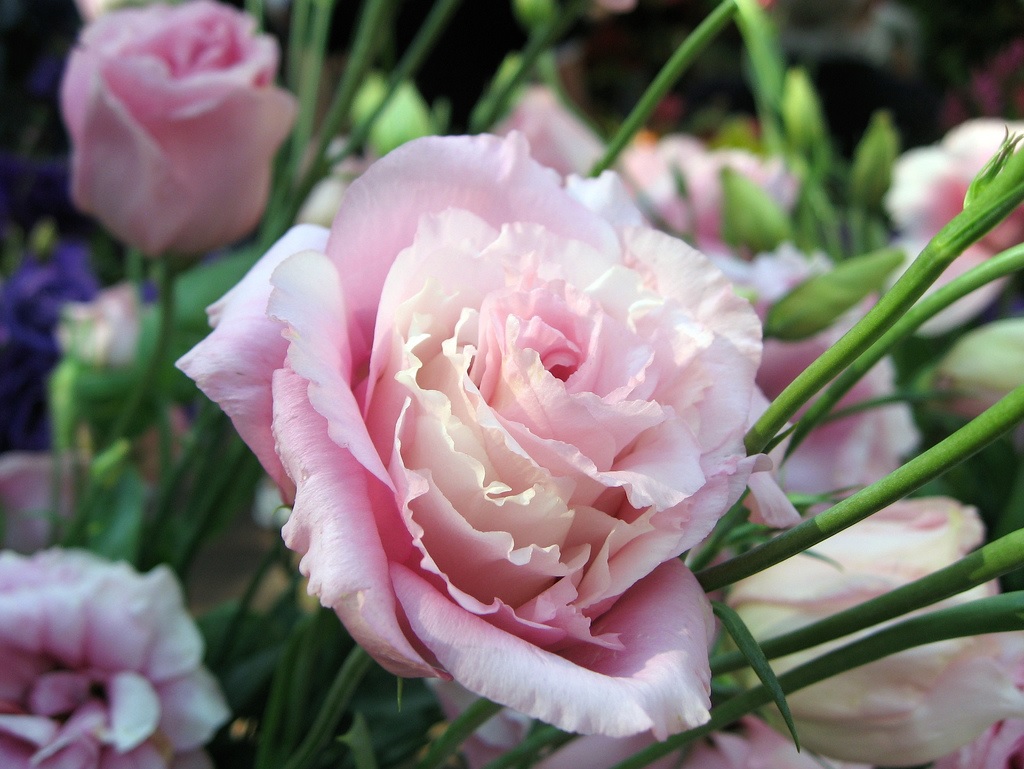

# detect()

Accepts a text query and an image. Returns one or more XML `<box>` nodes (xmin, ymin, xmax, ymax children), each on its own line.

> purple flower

<box><xmin>0</xmin><ymin>241</ymin><xmax>98</xmax><ymax>452</ymax></box>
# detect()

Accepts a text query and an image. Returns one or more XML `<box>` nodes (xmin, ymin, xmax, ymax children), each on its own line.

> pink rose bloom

<box><xmin>494</xmin><ymin>86</ymin><xmax>605</xmax><ymax>177</ymax></box>
<box><xmin>60</xmin><ymin>1</ymin><xmax>296</xmax><ymax>256</ymax></box>
<box><xmin>0</xmin><ymin>548</ymin><xmax>229</xmax><ymax>768</ymax></box>
<box><xmin>885</xmin><ymin>119</ymin><xmax>1024</xmax><ymax>333</ymax></box>
<box><xmin>721</xmin><ymin>246</ymin><xmax>918</xmax><ymax>497</ymax></box>
<box><xmin>681</xmin><ymin>716</ymin><xmax>869</xmax><ymax>769</ymax></box>
<box><xmin>728</xmin><ymin>497</ymin><xmax>1024</xmax><ymax>766</ymax></box>
<box><xmin>0</xmin><ymin>452</ymin><xmax>71</xmax><ymax>554</ymax></box>
<box><xmin>179</xmin><ymin>133</ymin><xmax>769</xmax><ymax>738</ymax></box>
<box><xmin>620</xmin><ymin>134</ymin><xmax>798</xmax><ymax>257</ymax></box>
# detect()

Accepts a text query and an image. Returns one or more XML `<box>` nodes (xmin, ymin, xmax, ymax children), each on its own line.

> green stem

<box><xmin>711</xmin><ymin>527</ymin><xmax>1024</xmax><ymax>675</ymax></box>
<box><xmin>416</xmin><ymin>698</ymin><xmax>505</xmax><ymax>769</ymax></box>
<box><xmin>104</xmin><ymin>258</ymin><xmax>176</xmax><ymax>446</ymax></box>
<box><xmin>784</xmin><ymin>242</ymin><xmax>1024</xmax><ymax>457</ymax></box>
<box><xmin>589</xmin><ymin>0</ymin><xmax>738</xmax><ymax>176</ymax></box>
<box><xmin>282</xmin><ymin>645</ymin><xmax>374</xmax><ymax>769</ymax></box>
<box><xmin>277</xmin><ymin>0</ymin><xmax>464</xmax><ymax>233</ymax></box>
<box><xmin>263</xmin><ymin>0</ymin><xmax>394</xmax><ymax>246</ymax></box>
<box><xmin>746</xmin><ymin>181</ymin><xmax>1024</xmax><ymax>456</ymax></box>
<box><xmin>608</xmin><ymin>593</ymin><xmax>1024</xmax><ymax>769</ymax></box>
<box><xmin>699</xmin><ymin>384</ymin><xmax>1024</xmax><ymax>591</ymax></box>
<box><xmin>287</xmin><ymin>0</ymin><xmax>339</xmax><ymax>185</ymax></box>
<box><xmin>468</xmin><ymin>0</ymin><xmax>589</xmax><ymax>134</ymax></box>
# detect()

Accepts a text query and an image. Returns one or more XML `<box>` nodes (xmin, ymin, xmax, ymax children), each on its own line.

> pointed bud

<box><xmin>352</xmin><ymin>74</ymin><xmax>434</xmax><ymax>156</ymax></box>
<box><xmin>719</xmin><ymin>166</ymin><xmax>793</xmax><ymax>254</ymax></box>
<box><xmin>513</xmin><ymin>0</ymin><xmax>556</xmax><ymax>30</ymax></box>
<box><xmin>781</xmin><ymin>68</ymin><xmax>828</xmax><ymax>166</ymax></box>
<box><xmin>934</xmin><ymin>318</ymin><xmax>1024</xmax><ymax>417</ymax></box>
<box><xmin>850</xmin><ymin>111</ymin><xmax>900</xmax><ymax>210</ymax></box>
<box><xmin>764</xmin><ymin>247</ymin><xmax>905</xmax><ymax>339</ymax></box>
<box><xmin>964</xmin><ymin>130</ymin><xmax>1024</xmax><ymax>209</ymax></box>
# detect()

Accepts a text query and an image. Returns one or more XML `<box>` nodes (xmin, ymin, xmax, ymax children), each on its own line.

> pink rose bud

<box><xmin>728</xmin><ymin>498</ymin><xmax>1024</xmax><ymax>766</ymax></box>
<box><xmin>57</xmin><ymin>282</ymin><xmax>141</xmax><ymax>368</ymax></box>
<box><xmin>179</xmin><ymin>133</ymin><xmax>772</xmax><ymax>739</ymax></box>
<box><xmin>60</xmin><ymin>1</ymin><xmax>297</xmax><ymax>256</ymax></box>
<box><xmin>0</xmin><ymin>548</ymin><xmax>230</xmax><ymax>767</ymax></box>
<box><xmin>934</xmin><ymin>318</ymin><xmax>1024</xmax><ymax>418</ymax></box>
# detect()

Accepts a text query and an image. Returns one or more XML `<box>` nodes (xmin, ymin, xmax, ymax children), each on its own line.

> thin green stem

<box><xmin>469</xmin><ymin>0</ymin><xmax>589</xmax><ymax>134</ymax></box>
<box><xmin>263</xmin><ymin>0</ymin><xmax>394</xmax><ymax>245</ymax></box>
<box><xmin>589</xmin><ymin>0</ymin><xmax>738</xmax><ymax>176</ymax></box>
<box><xmin>277</xmin><ymin>0</ymin><xmax>464</xmax><ymax>233</ymax></box>
<box><xmin>699</xmin><ymin>384</ymin><xmax>1024</xmax><ymax>591</ymax></box>
<box><xmin>711</xmin><ymin>527</ymin><xmax>1024</xmax><ymax>675</ymax></box>
<box><xmin>282</xmin><ymin>645</ymin><xmax>374</xmax><ymax>769</ymax></box>
<box><xmin>607</xmin><ymin>593</ymin><xmax>1024</xmax><ymax>769</ymax></box>
<box><xmin>746</xmin><ymin>181</ymin><xmax>1024</xmax><ymax>456</ymax></box>
<box><xmin>784</xmin><ymin>242</ymin><xmax>1024</xmax><ymax>456</ymax></box>
<box><xmin>104</xmin><ymin>258</ymin><xmax>176</xmax><ymax>446</ymax></box>
<box><xmin>287</xmin><ymin>0</ymin><xmax>339</xmax><ymax>184</ymax></box>
<box><xmin>416</xmin><ymin>698</ymin><xmax>505</xmax><ymax>769</ymax></box>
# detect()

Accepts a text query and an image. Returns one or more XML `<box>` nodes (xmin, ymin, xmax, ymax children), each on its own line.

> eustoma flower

<box><xmin>0</xmin><ymin>548</ymin><xmax>229</xmax><ymax>768</ymax></box>
<box><xmin>180</xmin><ymin>133</ymin><xmax>768</xmax><ymax>738</ymax></box>
<box><xmin>60</xmin><ymin>0</ymin><xmax>296</xmax><ymax>256</ymax></box>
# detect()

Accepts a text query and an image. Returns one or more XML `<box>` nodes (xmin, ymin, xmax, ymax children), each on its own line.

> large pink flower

<box><xmin>0</xmin><ymin>548</ymin><xmax>229</xmax><ymax>768</ymax></box>
<box><xmin>179</xmin><ymin>133</ymin><xmax>768</xmax><ymax>738</ymax></box>
<box><xmin>60</xmin><ymin>0</ymin><xmax>296</xmax><ymax>256</ymax></box>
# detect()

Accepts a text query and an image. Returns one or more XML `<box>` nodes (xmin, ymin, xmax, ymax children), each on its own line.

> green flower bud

<box><xmin>850</xmin><ymin>111</ymin><xmax>900</xmax><ymax>210</ymax></box>
<box><xmin>781</xmin><ymin>67</ymin><xmax>828</xmax><ymax>166</ymax></box>
<box><xmin>513</xmin><ymin>0</ymin><xmax>556</xmax><ymax>30</ymax></box>
<box><xmin>965</xmin><ymin>130</ymin><xmax>1023</xmax><ymax>209</ymax></box>
<box><xmin>352</xmin><ymin>74</ymin><xmax>435</xmax><ymax>157</ymax></box>
<box><xmin>934</xmin><ymin>318</ymin><xmax>1024</xmax><ymax>417</ymax></box>
<box><xmin>719</xmin><ymin>167</ymin><xmax>793</xmax><ymax>254</ymax></box>
<box><xmin>48</xmin><ymin>358</ymin><xmax>83</xmax><ymax>451</ymax></box>
<box><xmin>764</xmin><ymin>247</ymin><xmax>905</xmax><ymax>340</ymax></box>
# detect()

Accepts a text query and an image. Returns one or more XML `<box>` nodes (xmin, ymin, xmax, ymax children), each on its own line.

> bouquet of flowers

<box><xmin>2</xmin><ymin>0</ymin><xmax>1023</xmax><ymax>767</ymax></box>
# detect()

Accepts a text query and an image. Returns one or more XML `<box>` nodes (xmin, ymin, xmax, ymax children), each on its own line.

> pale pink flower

<box><xmin>681</xmin><ymin>716</ymin><xmax>869</xmax><ymax>769</ymax></box>
<box><xmin>728</xmin><ymin>497</ymin><xmax>1024</xmax><ymax>766</ymax></box>
<box><xmin>494</xmin><ymin>86</ymin><xmax>605</xmax><ymax>177</ymax></box>
<box><xmin>179</xmin><ymin>133</ymin><xmax>770</xmax><ymax>738</ymax></box>
<box><xmin>0</xmin><ymin>548</ymin><xmax>229</xmax><ymax>768</ymax></box>
<box><xmin>58</xmin><ymin>283</ymin><xmax>141</xmax><ymax>368</ymax></box>
<box><xmin>60</xmin><ymin>1</ymin><xmax>296</xmax><ymax>256</ymax></box>
<box><xmin>0</xmin><ymin>452</ymin><xmax>73</xmax><ymax>554</ymax></box>
<box><xmin>885</xmin><ymin>119</ymin><xmax>1024</xmax><ymax>333</ymax></box>
<box><xmin>932</xmin><ymin>643</ymin><xmax>1024</xmax><ymax>769</ymax></box>
<box><xmin>620</xmin><ymin>134</ymin><xmax>798</xmax><ymax>257</ymax></box>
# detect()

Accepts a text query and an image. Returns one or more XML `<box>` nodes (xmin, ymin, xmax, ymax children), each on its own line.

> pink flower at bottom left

<box><xmin>0</xmin><ymin>548</ymin><xmax>230</xmax><ymax>769</ymax></box>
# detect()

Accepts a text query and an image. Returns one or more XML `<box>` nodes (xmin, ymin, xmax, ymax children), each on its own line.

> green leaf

<box><xmin>340</xmin><ymin>713</ymin><xmax>379</xmax><ymax>769</ymax></box>
<box><xmin>764</xmin><ymin>247</ymin><xmax>906</xmax><ymax>340</ymax></box>
<box><xmin>712</xmin><ymin>601</ymin><xmax>800</xmax><ymax>750</ymax></box>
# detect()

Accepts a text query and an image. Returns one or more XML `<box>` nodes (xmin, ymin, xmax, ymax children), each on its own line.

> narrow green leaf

<box><xmin>712</xmin><ymin>601</ymin><xmax>799</xmax><ymax>750</ymax></box>
<box><xmin>340</xmin><ymin>713</ymin><xmax>379</xmax><ymax>769</ymax></box>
